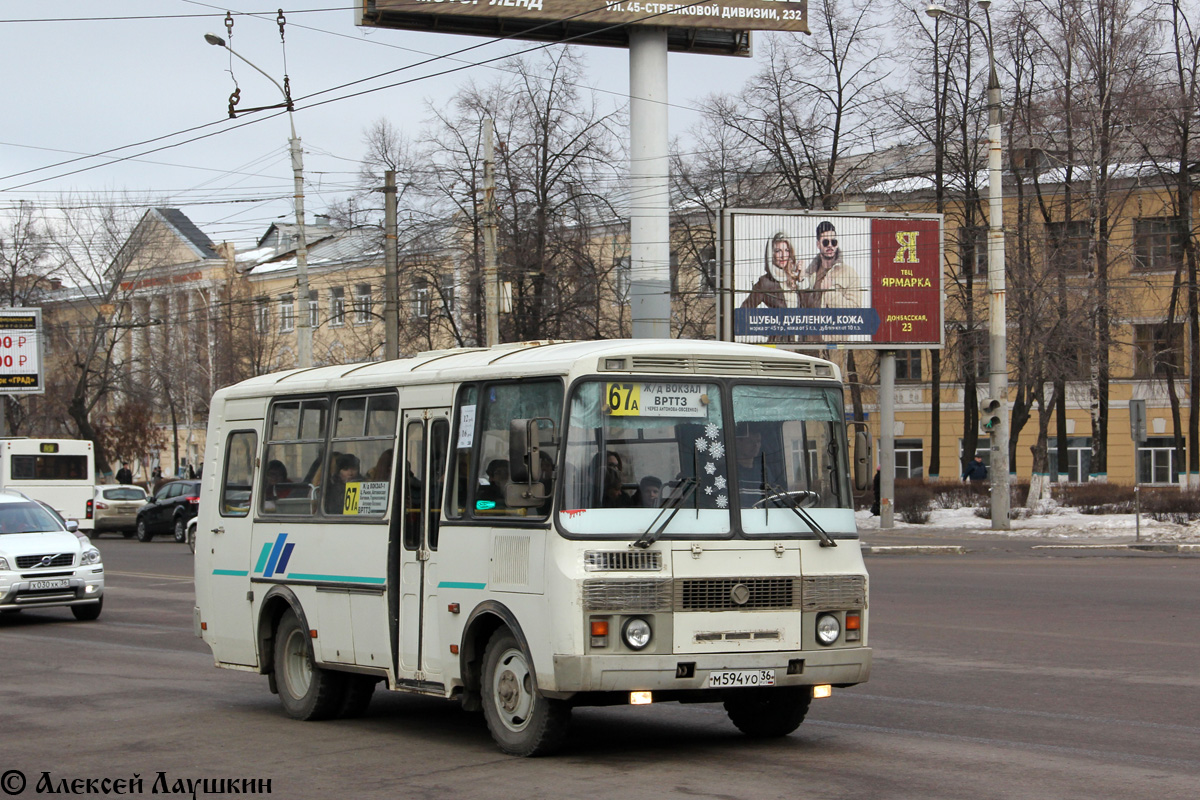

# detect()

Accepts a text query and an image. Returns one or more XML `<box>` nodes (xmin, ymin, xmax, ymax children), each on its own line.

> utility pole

<box><xmin>290</xmin><ymin>135</ymin><xmax>312</xmax><ymax>368</ymax></box>
<box><xmin>383</xmin><ymin>170</ymin><xmax>399</xmax><ymax>361</ymax></box>
<box><xmin>482</xmin><ymin>119</ymin><xmax>500</xmax><ymax>347</ymax></box>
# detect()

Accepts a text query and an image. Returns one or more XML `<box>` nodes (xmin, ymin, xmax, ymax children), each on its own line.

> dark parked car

<box><xmin>136</xmin><ymin>480</ymin><xmax>201</xmax><ymax>543</ymax></box>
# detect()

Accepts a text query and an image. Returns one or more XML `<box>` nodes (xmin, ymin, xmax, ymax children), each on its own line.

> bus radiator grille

<box><xmin>800</xmin><ymin>575</ymin><xmax>867</xmax><ymax>610</ymax></box>
<box><xmin>674</xmin><ymin>578</ymin><xmax>799</xmax><ymax>611</ymax></box>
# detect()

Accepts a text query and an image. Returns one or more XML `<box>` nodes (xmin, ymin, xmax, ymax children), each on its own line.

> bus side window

<box><xmin>446</xmin><ymin>385</ymin><xmax>478</xmax><ymax>520</ymax></box>
<box><xmin>402</xmin><ymin>421</ymin><xmax>424</xmax><ymax>550</ymax></box>
<box><xmin>221</xmin><ymin>432</ymin><xmax>257</xmax><ymax>517</ymax></box>
<box><xmin>262</xmin><ymin>398</ymin><xmax>327</xmax><ymax>517</ymax></box>
<box><xmin>428</xmin><ymin>419</ymin><xmax>449</xmax><ymax>550</ymax></box>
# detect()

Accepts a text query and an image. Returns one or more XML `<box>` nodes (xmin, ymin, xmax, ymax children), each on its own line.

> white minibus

<box><xmin>194</xmin><ymin>340</ymin><xmax>873</xmax><ymax>755</ymax></box>
<box><xmin>0</xmin><ymin>438</ymin><xmax>95</xmax><ymax>535</ymax></box>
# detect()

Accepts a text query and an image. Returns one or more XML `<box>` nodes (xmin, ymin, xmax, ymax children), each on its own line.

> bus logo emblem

<box><xmin>730</xmin><ymin>584</ymin><xmax>751</xmax><ymax>606</ymax></box>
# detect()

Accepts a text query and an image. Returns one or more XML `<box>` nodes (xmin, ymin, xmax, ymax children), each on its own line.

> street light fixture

<box><xmin>204</xmin><ymin>33</ymin><xmax>312</xmax><ymax>369</ymax></box>
<box><xmin>925</xmin><ymin>1</ymin><xmax>1010</xmax><ymax>530</ymax></box>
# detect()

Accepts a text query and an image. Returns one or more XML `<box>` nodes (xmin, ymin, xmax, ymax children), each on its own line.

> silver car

<box><xmin>0</xmin><ymin>490</ymin><xmax>104</xmax><ymax>621</ymax></box>
<box><xmin>90</xmin><ymin>484</ymin><xmax>148</xmax><ymax>538</ymax></box>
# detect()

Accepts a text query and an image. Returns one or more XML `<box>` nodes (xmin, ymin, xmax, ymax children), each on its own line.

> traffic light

<box><xmin>980</xmin><ymin>398</ymin><xmax>1002</xmax><ymax>432</ymax></box>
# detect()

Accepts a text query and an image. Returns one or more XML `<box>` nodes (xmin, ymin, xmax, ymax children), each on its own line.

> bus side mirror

<box><xmin>853</xmin><ymin>430</ymin><xmax>873</xmax><ymax>491</ymax></box>
<box><xmin>510</xmin><ymin>417</ymin><xmax>556</xmax><ymax>484</ymax></box>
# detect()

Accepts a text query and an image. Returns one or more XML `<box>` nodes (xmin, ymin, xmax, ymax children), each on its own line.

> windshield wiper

<box><xmin>633</xmin><ymin>477</ymin><xmax>699</xmax><ymax>549</ymax></box>
<box><xmin>763</xmin><ymin>483</ymin><xmax>837</xmax><ymax>547</ymax></box>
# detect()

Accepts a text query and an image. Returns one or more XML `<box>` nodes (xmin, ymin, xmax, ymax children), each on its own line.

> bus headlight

<box><xmin>815</xmin><ymin>613</ymin><xmax>841</xmax><ymax>646</ymax></box>
<box><xmin>622</xmin><ymin>617</ymin><xmax>652</xmax><ymax>650</ymax></box>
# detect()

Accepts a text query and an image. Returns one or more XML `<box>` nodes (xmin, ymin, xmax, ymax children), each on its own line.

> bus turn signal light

<box><xmin>590</xmin><ymin>618</ymin><xmax>609</xmax><ymax>648</ymax></box>
<box><xmin>846</xmin><ymin>611</ymin><xmax>862</xmax><ymax>641</ymax></box>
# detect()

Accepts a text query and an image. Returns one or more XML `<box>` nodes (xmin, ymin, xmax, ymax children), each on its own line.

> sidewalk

<box><xmin>854</xmin><ymin>507</ymin><xmax>1200</xmax><ymax>556</ymax></box>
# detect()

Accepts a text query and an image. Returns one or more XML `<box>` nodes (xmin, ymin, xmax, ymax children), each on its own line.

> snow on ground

<box><xmin>854</xmin><ymin>505</ymin><xmax>1200</xmax><ymax>543</ymax></box>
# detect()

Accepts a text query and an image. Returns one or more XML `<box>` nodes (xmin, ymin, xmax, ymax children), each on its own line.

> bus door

<box><xmin>395</xmin><ymin>409</ymin><xmax>450</xmax><ymax>685</ymax></box>
<box><xmin>203</xmin><ymin>427</ymin><xmax>259</xmax><ymax>666</ymax></box>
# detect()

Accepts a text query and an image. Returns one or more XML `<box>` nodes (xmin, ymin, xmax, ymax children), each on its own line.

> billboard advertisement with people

<box><xmin>720</xmin><ymin>209</ymin><xmax>944</xmax><ymax>349</ymax></box>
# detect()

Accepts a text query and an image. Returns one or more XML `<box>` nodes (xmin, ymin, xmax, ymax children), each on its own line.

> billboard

<box><xmin>358</xmin><ymin>0</ymin><xmax>809</xmax><ymax>56</ymax></box>
<box><xmin>0</xmin><ymin>308</ymin><xmax>44</xmax><ymax>394</ymax></box>
<box><xmin>719</xmin><ymin>209</ymin><xmax>944</xmax><ymax>350</ymax></box>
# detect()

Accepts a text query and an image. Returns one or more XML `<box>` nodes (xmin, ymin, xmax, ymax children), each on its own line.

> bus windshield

<box><xmin>730</xmin><ymin>383</ymin><xmax>853</xmax><ymax>535</ymax></box>
<box><xmin>559</xmin><ymin>379</ymin><xmax>851</xmax><ymax>539</ymax></box>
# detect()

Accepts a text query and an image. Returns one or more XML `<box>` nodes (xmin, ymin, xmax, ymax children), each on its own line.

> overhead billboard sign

<box><xmin>357</xmin><ymin>0</ymin><xmax>809</xmax><ymax>56</ymax></box>
<box><xmin>719</xmin><ymin>209</ymin><xmax>944</xmax><ymax>350</ymax></box>
<box><xmin>0</xmin><ymin>308</ymin><xmax>45</xmax><ymax>394</ymax></box>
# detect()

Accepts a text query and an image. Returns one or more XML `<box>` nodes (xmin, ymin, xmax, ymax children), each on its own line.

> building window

<box><xmin>412</xmin><ymin>278</ymin><xmax>430</xmax><ymax>319</ymax></box>
<box><xmin>1134</xmin><ymin>217</ymin><xmax>1184</xmax><ymax>272</ymax></box>
<box><xmin>308</xmin><ymin>290</ymin><xmax>319</xmax><ymax>329</ymax></box>
<box><xmin>895</xmin><ymin>350</ymin><xmax>922</xmax><ymax>382</ymax></box>
<box><xmin>279</xmin><ymin>294</ymin><xmax>295</xmax><ymax>333</ymax></box>
<box><xmin>699</xmin><ymin>244</ymin><xmax>717</xmax><ymax>298</ymax></box>
<box><xmin>958</xmin><ymin>226</ymin><xmax>988</xmax><ymax>276</ymax></box>
<box><xmin>895</xmin><ymin>439</ymin><xmax>924</xmax><ymax>479</ymax></box>
<box><xmin>1133</xmin><ymin>322</ymin><xmax>1185</xmax><ymax>378</ymax></box>
<box><xmin>1138</xmin><ymin>437</ymin><xmax>1180</xmax><ymax>485</ymax></box>
<box><xmin>330</xmin><ymin>287</ymin><xmax>345</xmax><ymax>327</ymax></box>
<box><xmin>354</xmin><ymin>284</ymin><xmax>372</xmax><ymax>325</ymax></box>
<box><xmin>1046</xmin><ymin>220</ymin><xmax>1090</xmax><ymax>273</ymax></box>
<box><xmin>615</xmin><ymin>256</ymin><xmax>631</xmax><ymax>302</ymax></box>
<box><xmin>439</xmin><ymin>274</ymin><xmax>456</xmax><ymax>315</ymax></box>
<box><xmin>1047</xmin><ymin>437</ymin><xmax>1092</xmax><ymax>483</ymax></box>
<box><xmin>255</xmin><ymin>297</ymin><xmax>270</xmax><ymax>334</ymax></box>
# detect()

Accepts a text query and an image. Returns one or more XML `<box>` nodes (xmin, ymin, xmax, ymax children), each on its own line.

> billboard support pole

<box><xmin>879</xmin><ymin>351</ymin><xmax>896</xmax><ymax>529</ymax></box>
<box><xmin>629</xmin><ymin>28</ymin><xmax>671</xmax><ymax>339</ymax></box>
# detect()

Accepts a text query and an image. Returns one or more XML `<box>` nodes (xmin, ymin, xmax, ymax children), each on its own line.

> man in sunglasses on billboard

<box><xmin>805</xmin><ymin>220</ymin><xmax>863</xmax><ymax>309</ymax></box>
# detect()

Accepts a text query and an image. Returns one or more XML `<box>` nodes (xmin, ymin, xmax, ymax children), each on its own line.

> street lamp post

<box><xmin>926</xmin><ymin>1</ymin><xmax>1009</xmax><ymax>530</ymax></box>
<box><xmin>204</xmin><ymin>33</ymin><xmax>312</xmax><ymax>369</ymax></box>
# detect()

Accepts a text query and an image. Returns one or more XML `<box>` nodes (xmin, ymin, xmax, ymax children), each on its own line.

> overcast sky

<box><xmin>1</xmin><ymin>1</ymin><xmax>766</xmax><ymax>249</ymax></box>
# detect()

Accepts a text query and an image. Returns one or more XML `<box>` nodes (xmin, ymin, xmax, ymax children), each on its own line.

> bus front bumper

<box><xmin>547</xmin><ymin>646</ymin><xmax>871</xmax><ymax>696</ymax></box>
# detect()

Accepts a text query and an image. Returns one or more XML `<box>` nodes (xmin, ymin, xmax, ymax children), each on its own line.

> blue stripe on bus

<box><xmin>263</xmin><ymin>533</ymin><xmax>288</xmax><ymax>577</ymax></box>
<box><xmin>286</xmin><ymin>573</ymin><xmax>386</xmax><ymax>585</ymax></box>
<box><xmin>275</xmin><ymin>542</ymin><xmax>295</xmax><ymax>575</ymax></box>
<box><xmin>438</xmin><ymin>581</ymin><xmax>486</xmax><ymax>590</ymax></box>
<box><xmin>253</xmin><ymin>543</ymin><xmax>272</xmax><ymax>574</ymax></box>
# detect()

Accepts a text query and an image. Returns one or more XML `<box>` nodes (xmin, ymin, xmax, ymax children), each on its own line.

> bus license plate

<box><xmin>707</xmin><ymin>669</ymin><xmax>775</xmax><ymax>688</ymax></box>
<box><xmin>30</xmin><ymin>579</ymin><xmax>70</xmax><ymax>591</ymax></box>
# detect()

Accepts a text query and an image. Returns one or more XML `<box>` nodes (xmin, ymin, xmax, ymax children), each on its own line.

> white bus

<box><xmin>193</xmin><ymin>340</ymin><xmax>873</xmax><ymax>756</ymax></box>
<box><xmin>0</xmin><ymin>438</ymin><xmax>95</xmax><ymax>535</ymax></box>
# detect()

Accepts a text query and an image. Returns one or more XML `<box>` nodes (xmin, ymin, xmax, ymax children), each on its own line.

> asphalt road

<box><xmin>2</xmin><ymin>536</ymin><xmax>1197</xmax><ymax>800</ymax></box>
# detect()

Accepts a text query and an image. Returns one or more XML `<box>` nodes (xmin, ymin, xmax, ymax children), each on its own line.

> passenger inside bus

<box><xmin>477</xmin><ymin>459</ymin><xmax>510</xmax><ymax>508</ymax></box>
<box><xmin>262</xmin><ymin>460</ymin><xmax>291</xmax><ymax>512</ymax></box>
<box><xmin>368</xmin><ymin>449</ymin><xmax>394</xmax><ymax>481</ymax></box>
<box><xmin>639</xmin><ymin>475</ymin><xmax>662</xmax><ymax>507</ymax></box>
<box><xmin>324</xmin><ymin>453</ymin><xmax>361</xmax><ymax>514</ymax></box>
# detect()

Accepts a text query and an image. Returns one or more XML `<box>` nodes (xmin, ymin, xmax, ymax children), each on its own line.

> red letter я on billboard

<box><xmin>870</xmin><ymin>218</ymin><xmax>942</xmax><ymax>346</ymax></box>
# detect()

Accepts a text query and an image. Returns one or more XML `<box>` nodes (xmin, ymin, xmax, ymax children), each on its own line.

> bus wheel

<box><xmin>273</xmin><ymin>609</ymin><xmax>344</xmax><ymax>721</ymax></box>
<box><xmin>338</xmin><ymin>675</ymin><xmax>378</xmax><ymax>719</ymax></box>
<box><xmin>723</xmin><ymin>687</ymin><xmax>811</xmax><ymax>738</ymax></box>
<box><xmin>481</xmin><ymin>628</ymin><xmax>570</xmax><ymax>757</ymax></box>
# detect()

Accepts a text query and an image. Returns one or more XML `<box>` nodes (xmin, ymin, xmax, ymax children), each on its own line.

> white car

<box><xmin>0</xmin><ymin>490</ymin><xmax>104</xmax><ymax>621</ymax></box>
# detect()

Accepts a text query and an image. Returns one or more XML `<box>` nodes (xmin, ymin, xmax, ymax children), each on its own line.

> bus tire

<box><xmin>338</xmin><ymin>675</ymin><xmax>378</xmax><ymax>719</ymax></box>
<box><xmin>136</xmin><ymin>519</ymin><xmax>153</xmax><ymax>542</ymax></box>
<box><xmin>723</xmin><ymin>687</ymin><xmax>811</xmax><ymax>738</ymax></box>
<box><xmin>173</xmin><ymin>516</ymin><xmax>187</xmax><ymax>543</ymax></box>
<box><xmin>273</xmin><ymin>609</ymin><xmax>345</xmax><ymax>721</ymax></box>
<box><xmin>480</xmin><ymin>628</ymin><xmax>569</xmax><ymax>757</ymax></box>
